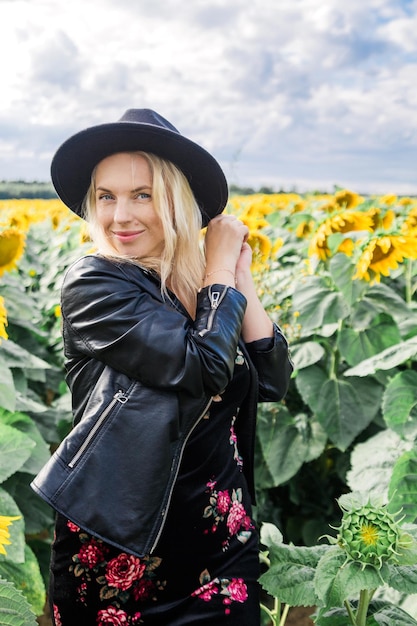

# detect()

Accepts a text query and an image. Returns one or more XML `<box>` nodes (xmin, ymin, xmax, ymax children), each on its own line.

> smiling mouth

<box><xmin>112</xmin><ymin>231</ymin><xmax>143</xmax><ymax>242</ymax></box>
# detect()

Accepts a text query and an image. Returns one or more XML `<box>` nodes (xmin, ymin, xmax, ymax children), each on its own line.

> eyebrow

<box><xmin>96</xmin><ymin>186</ymin><xmax>152</xmax><ymax>193</ymax></box>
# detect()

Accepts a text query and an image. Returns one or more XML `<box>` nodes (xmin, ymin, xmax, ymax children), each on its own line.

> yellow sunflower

<box><xmin>0</xmin><ymin>296</ymin><xmax>8</xmax><ymax>341</ymax></box>
<box><xmin>367</xmin><ymin>207</ymin><xmax>395</xmax><ymax>231</ymax></box>
<box><xmin>271</xmin><ymin>237</ymin><xmax>284</xmax><ymax>257</ymax></box>
<box><xmin>379</xmin><ymin>194</ymin><xmax>397</xmax><ymax>206</ymax></box>
<box><xmin>308</xmin><ymin>210</ymin><xmax>374</xmax><ymax>260</ymax></box>
<box><xmin>401</xmin><ymin>208</ymin><xmax>417</xmax><ymax>236</ymax></box>
<box><xmin>0</xmin><ymin>228</ymin><xmax>26</xmax><ymax>276</ymax></box>
<box><xmin>334</xmin><ymin>189</ymin><xmax>364</xmax><ymax>209</ymax></box>
<box><xmin>240</xmin><ymin>210</ymin><xmax>270</xmax><ymax>232</ymax></box>
<box><xmin>0</xmin><ymin>515</ymin><xmax>20</xmax><ymax>556</ymax></box>
<box><xmin>248</xmin><ymin>231</ymin><xmax>273</xmax><ymax>263</ymax></box>
<box><xmin>0</xmin><ymin>199</ymin><xmax>79</xmax><ymax>231</ymax></box>
<box><xmin>398</xmin><ymin>197</ymin><xmax>415</xmax><ymax>208</ymax></box>
<box><xmin>353</xmin><ymin>234</ymin><xmax>417</xmax><ymax>282</ymax></box>
<box><xmin>296</xmin><ymin>220</ymin><xmax>314</xmax><ymax>238</ymax></box>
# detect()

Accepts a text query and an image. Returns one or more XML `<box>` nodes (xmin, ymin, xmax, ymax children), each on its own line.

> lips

<box><xmin>112</xmin><ymin>231</ymin><xmax>143</xmax><ymax>242</ymax></box>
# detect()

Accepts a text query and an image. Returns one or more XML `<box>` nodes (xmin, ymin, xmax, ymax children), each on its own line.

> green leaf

<box><xmin>292</xmin><ymin>276</ymin><xmax>350</xmax><ymax>337</ymax></box>
<box><xmin>315</xmin><ymin>550</ymin><xmax>383</xmax><ymax>607</ymax></box>
<box><xmin>0</xmin><ymin>360</ymin><xmax>16</xmax><ymax>413</ymax></box>
<box><xmin>290</xmin><ymin>341</ymin><xmax>326</xmax><ymax>370</ymax></box>
<box><xmin>14</xmin><ymin>391</ymin><xmax>48</xmax><ymax>415</ymax></box>
<box><xmin>388</xmin><ymin>449</ymin><xmax>417</xmax><ymax>524</ymax></box>
<box><xmin>385</xmin><ymin>563</ymin><xmax>417</xmax><ymax>595</ymax></box>
<box><xmin>0</xmin><ymin>410</ymin><xmax>50</xmax><ymax>474</ymax></box>
<box><xmin>3</xmin><ymin>474</ymin><xmax>54</xmax><ymax>536</ymax></box>
<box><xmin>0</xmin><ymin>578</ymin><xmax>38</xmax><ymax>626</ymax></box>
<box><xmin>347</xmin><ymin>430</ymin><xmax>408</xmax><ymax>498</ymax></box>
<box><xmin>370</xmin><ymin>600</ymin><xmax>417</xmax><ymax>625</ymax></box>
<box><xmin>0</xmin><ymin>422</ymin><xmax>35</xmax><ymax>484</ymax></box>
<box><xmin>396</xmin><ymin>525</ymin><xmax>417</xmax><ymax>565</ymax></box>
<box><xmin>0</xmin><ymin>279</ymin><xmax>46</xmax><ymax>338</ymax></box>
<box><xmin>0</xmin><ymin>340</ymin><xmax>52</xmax><ymax>372</ymax></box>
<box><xmin>259</xmin><ymin>543</ymin><xmax>328</xmax><ymax>607</ymax></box>
<box><xmin>316</xmin><ymin>377</ymin><xmax>381</xmax><ymax>450</ymax></box>
<box><xmin>313</xmin><ymin>605</ymin><xmax>358</xmax><ymax>626</ymax></box>
<box><xmin>344</xmin><ymin>337</ymin><xmax>417</xmax><ymax>377</ymax></box>
<box><xmin>0</xmin><ymin>488</ymin><xmax>25</xmax><ymax>564</ymax></box>
<box><xmin>382</xmin><ymin>371</ymin><xmax>417</xmax><ymax>438</ymax></box>
<box><xmin>315</xmin><ymin>601</ymin><xmax>417</xmax><ymax>626</ymax></box>
<box><xmin>338</xmin><ymin>315</ymin><xmax>401</xmax><ymax>367</ymax></box>
<box><xmin>364</xmin><ymin>283</ymin><xmax>417</xmax><ymax>327</ymax></box>
<box><xmin>329</xmin><ymin>252</ymin><xmax>368</xmax><ymax>307</ymax></box>
<box><xmin>257</xmin><ymin>406</ymin><xmax>327</xmax><ymax>485</ymax></box>
<box><xmin>0</xmin><ymin>544</ymin><xmax>46</xmax><ymax>616</ymax></box>
<box><xmin>260</xmin><ymin>522</ymin><xmax>283</xmax><ymax>549</ymax></box>
<box><xmin>295</xmin><ymin>365</ymin><xmax>328</xmax><ymax>413</ymax></box>
<box><xmin>313</xmin><ymin>548</ymin><xmax>348</xmax><ymax>607</ymax></box>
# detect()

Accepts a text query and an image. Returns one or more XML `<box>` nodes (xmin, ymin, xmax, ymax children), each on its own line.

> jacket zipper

<box><xmin>149</xmin><ymin>396</ymin><xmax>213</xmax><ymax>553</ymax></box>
<box><xmin>68</xmin><ymin>390</ymin><xmax>128</xmax><ymax>469</ymax></box>
<box><xmin>198</xmin><ymin>285</ymin><xmax>228</xmax><ymax>337</ymax></box>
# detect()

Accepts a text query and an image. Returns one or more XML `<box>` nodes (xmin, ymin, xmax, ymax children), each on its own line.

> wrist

<box><xmin>203</xmin><ymin>267</ymin><xmax>236</xmax><ymax>287</ymax></box>
<box><xmin>235</xmin><ymin>266</ymin><xmax>254</xmax><ymax>289</ymax></box>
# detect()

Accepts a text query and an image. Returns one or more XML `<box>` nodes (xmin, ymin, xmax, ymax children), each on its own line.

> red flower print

<box><xmin>105</xmin><ymin>553</ymin><xmax>146</xmax><ymax>591</ymax></box>
<box><xmin>191</xmin><ymin>579</ymin><xmax>219</xmax><ymax>602</ymax></box>
<box><xmin>78</xmin><ymin>538</ymin><xmax>108</xmax><ymax>569</ymax></box>
<box><xmin>53</xmin><ymin>604</ymin><xmax>62</xmax><ymax>626</ymax></box>
<box><xmin>67</xmin><ymin>520</ymin><xmax>80</xmax><ymax>533</ymax></box>
<box><xmin>229</xmin><ymin>425</ymin><xmax>237</xmax><ymax>445</ymax></box>
<box><xmin>217</xmin><ymin>490</ymin><xmax>231</xmax><ymax>515</ymax></box>
<box><xmin>76</xmin><ymin>581</ymin><xmax>88</xmax><ymax>603</ymax></box>
<box><xmin>192</xmin><ymin>571</ymin><xmax>249</xmax><ymax>616</ymax></box>
<box><xmin>229</xmin><ymin>415</ymin><xmax>243</xmax><ymax>468</ymax></box>
<box><xmin>133</xmin><ymin>578</ymin><xmax>155</xmax><ymax>601</ymax></box>
<box><xmin>226</xmin><ymin>501</ymin><xmax>247</xmax><ymax>535</ymax></box>
<box><xmin>203</xmin><ymin>482</ymin><xmax>253</xmax><ymax>548</ymax></box>
<box><xmin>226</xmin><ymin>578</ymin><xmax>248</xmax><ymax>603</ymax></box>
<box><xmin>96</xmin><ymin>605</ymin><xmax>129</xmax><ymax>625</ymax></box>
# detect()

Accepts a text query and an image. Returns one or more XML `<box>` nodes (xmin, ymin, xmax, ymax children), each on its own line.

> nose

<box><xmin>113</xmin><ymin>198</ymin><xmax>132</xmax><ymax>223</ymax></box>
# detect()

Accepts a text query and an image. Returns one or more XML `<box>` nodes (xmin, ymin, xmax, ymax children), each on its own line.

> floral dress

<box><xmin>49</xmin><ymin>345</ymin><xmax>261</xmax><ymax>625</ymax></box>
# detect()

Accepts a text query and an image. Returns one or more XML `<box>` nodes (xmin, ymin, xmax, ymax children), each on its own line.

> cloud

<box><xmin>0</xmin><ymin>0</ymin><xmax>416</xmax><ymax>193</ymax></box>
<box><xmin>30</xmin><ymin>33</ymin><xmax>81</xmax><ymax>88</ymax></box>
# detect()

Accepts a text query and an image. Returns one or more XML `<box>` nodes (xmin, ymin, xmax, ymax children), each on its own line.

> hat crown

<box><xmin>118</xmin><ymin>108</ymin><xmax>180</xmax><ymax>134</ymax></box>
<box><xmin>51</xmin><ymin>107</ymin><xmax>228</xmax><ymax>225</ymax></box>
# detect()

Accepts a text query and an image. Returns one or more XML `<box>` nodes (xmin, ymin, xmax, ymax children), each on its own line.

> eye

<box><xmin>98</xmin><ymin>193</ymin><xmax>114</xmax><ymax>201</ymax></box>
<box><xmin>135</xmin><ymin>192</ymin><xmax>151</xmax><ymax>201</ymax></box>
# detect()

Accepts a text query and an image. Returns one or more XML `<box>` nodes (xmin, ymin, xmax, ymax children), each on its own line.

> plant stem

<box><xmin>261</xmin><ymin>598</ymin><xmax>281</xmax><ymax>625</ymax></box>
<box><xmin>260</xmin><ymin>597</ymin><xmax>291</xmax><ymax>626</ymax></box>
<box><xmin>344</xmin><ymin>599</ymin><xmax>357</xmax><ymax>625</ymax></box>
<box><xmin>260</xmin><ymin>602</ymin><xmax>275</xmax><ymax>623</ymax></box>
<box><xmin>279</xmin><ymin>602</ymin><xmax>290</xmax><ymax>626</ymax></box>
<box><xmin>356</xmin><ymin>589</ymin><xmax>375</xmax><ymax>626</ymax></box>
<box><xmin>405</xmin><ymin>259</ymin><xmax>413</xmax><ymax>305</ymax></box>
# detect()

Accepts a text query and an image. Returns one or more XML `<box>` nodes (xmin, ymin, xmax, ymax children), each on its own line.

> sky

<box><xmin>1</xmin><ymin>0</ymin><xmax>417</xmax><ymax>195</ymax></box>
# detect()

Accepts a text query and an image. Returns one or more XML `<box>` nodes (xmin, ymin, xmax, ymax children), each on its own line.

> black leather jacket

<box><xmin>31</xmin><ymin>255</ymin><xmax>292</xmax><ymax>557</ymax></box>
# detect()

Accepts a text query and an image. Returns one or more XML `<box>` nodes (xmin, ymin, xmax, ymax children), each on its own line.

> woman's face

<box><xmin>94</xmin><ymin>152</ymin><xmax>165</xmax><ymax>259</ymax></box>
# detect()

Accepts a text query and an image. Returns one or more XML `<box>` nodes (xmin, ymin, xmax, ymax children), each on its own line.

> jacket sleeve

<box><xmin>61</xmin><ymin>255</ymin><xmax>247</xmax><ymax>398</ymax></box>
<box><xmin>245</xmin><ymin>324</ymin><xmax>293</xmax><ymax>401</ymax></box>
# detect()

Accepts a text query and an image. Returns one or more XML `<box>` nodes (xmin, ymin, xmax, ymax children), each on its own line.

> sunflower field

<box><xmin>1</xmin><ymin>190</ymin><xmax>417</xmax><ymax>623</ymax></box>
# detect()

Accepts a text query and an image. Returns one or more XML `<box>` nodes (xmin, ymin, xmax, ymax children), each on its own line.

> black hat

<box><xmin>51</xmin><ymin>108</ymin><xmax>228</xmax><ymax>226</ymax></box>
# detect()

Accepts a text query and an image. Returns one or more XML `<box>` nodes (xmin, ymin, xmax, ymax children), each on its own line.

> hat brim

<box><xmin>51</xmin><ymin>122</ymin><xmax>228</xmax><ymax>226</ymax></box>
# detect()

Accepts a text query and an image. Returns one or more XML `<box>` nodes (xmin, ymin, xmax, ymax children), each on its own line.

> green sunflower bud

<box><xmin>333</xmin><ymin>493</ymin><xmax>405</xmax><ymax>569</ymax></box>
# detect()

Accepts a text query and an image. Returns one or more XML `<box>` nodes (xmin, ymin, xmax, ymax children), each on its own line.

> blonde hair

<box><xmin>83</xmin><ymin>151</ymin><xmax>205</xmax><ymax>316</ymax></box>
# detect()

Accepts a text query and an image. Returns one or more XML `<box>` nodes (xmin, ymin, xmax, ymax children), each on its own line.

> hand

<box><xmin>204</xmin><ymin>215</ymin><xmax>249</xmax><ymax>272</ymax></box>
<box><xmin>236</xmin><ymin>241</ymin><xmax>253</xmax><ymax>276</ymax></box>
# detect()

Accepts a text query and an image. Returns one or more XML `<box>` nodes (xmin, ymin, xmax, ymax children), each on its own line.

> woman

<box><xmin>32</xmin><ymin>109</ymin><xmax>293</xmax><ymax>625</ymax></box>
